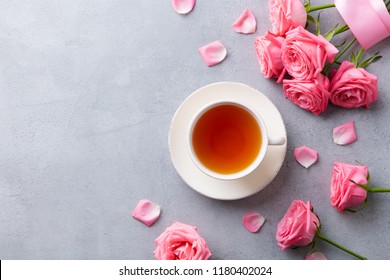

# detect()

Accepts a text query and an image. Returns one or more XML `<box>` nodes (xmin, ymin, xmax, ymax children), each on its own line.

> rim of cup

<box><xmin>187</xmin><ymin>100</ymin><xmax>269</xmax><ymax>181</ymax></box>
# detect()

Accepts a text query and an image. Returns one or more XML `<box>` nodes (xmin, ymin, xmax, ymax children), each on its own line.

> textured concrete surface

<box><xmin>0</xmin><ymin>0</ymin><xmax>389</xmax><ymax>260</ymax></box>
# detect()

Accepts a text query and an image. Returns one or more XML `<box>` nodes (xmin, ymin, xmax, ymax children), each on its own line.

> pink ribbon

<box><xmin>334</xmin><ymin>0</ymin><xmax>390</xmax><ymax>49</ymax></box>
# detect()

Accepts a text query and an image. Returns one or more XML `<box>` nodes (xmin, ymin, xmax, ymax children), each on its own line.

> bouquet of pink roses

<box><xmin>255</xmin><ymin>0</ymin><xmax>389</xmax><ymax>115</ymax></box>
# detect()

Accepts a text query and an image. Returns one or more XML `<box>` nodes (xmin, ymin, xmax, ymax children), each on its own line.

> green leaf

<box><xmin>323</xmin><ymin>23</ymin><xmax>339</xmax><ymax>41</ymax></box>
<box><xmin>335</xmin><ymin>39</ymin><xmax>346</xmax><ymax>48</ymax></box>
<box><xmin>355</xmin><ymin>48</ymin><xmax>365</xmax><ymax>64</ymax></box>
<box><xmin>357</xmin><ymin>52</ymin><xmax>382</xmax><ymax>69</ymax></box>
<box><xmin>316</xmin><ymin>12</ymin><xmax>322</xmax><ymax>35</ymax></box>
<box><xmin>304</xmin><ymin>0</ymin><xmax>311</xmax><ymax>12</ymax></box>
<box><xmin>349</xmin><ymin>51</ymin><xmax>357</xmax><ymax>66</ymax></box>
<box><xmin>306</xmin><ymin>14</ymin><xmax>316</xmax><ymax>25</ymax></box>
<box><xmin>333</xmin><ymin>24</ymin><xmax>350</xmax><ymax>36</ymax></box>
<box><xmin>371</xmin><ymin>56</ymin><xmax>382</xmax><ymax>63</ymax></box>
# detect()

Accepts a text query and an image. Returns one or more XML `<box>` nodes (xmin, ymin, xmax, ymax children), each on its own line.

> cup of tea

<box><xmin>187</xmin><ymin>100</ymin><xmax>285</xmax><ymax>180</ymax></box>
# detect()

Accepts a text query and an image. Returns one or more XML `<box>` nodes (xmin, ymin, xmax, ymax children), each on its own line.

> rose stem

<box><xmin>316</xmin><ymin>232</ymin><xmax>367</xmax><ymax>260</ymax></box>
<box><xmin>322</xmin><ymin>38</ymin><xmax>356</xmax><ymax>75</ymax></box>
<box><xmin>352</xmin><ymin>181</ymin><xmax>390</xmax><ymax>192</ymax></box>
<box><xmin>307</xmin><ymin>4</ymin><xmax>336</xmax><ymax>13</ymax></box>
<box><xmin>367</xmin><ymin>188</ymin><xmax>390</xmax><ymax>192</ymax></box>
<box><xmin>334</xmin><ymin>38</ymin><xmax>356</xmax><ymax>61</ymax></box>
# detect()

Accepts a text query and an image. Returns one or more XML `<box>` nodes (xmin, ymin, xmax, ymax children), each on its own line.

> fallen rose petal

<box><xmin>132</xmin><ymin>199</ymin><xmax>161</xmax><ymax>227</ymax></box>
<box><xmin>305</xmin><ymin>251</ymin><xmax>327</xmax><ymax>260</ymax></box>
<box><xmin>242</xmin><ymin>212</ymin><xmax>265</xmax><ymax>233</ymax></box>
<box><xmin>171</xmin><ymin>0</ymin><xmax>196</xmax><ymax>14</ymax></box>
<box><xmin>294</xmin><ymin>146</ymin><xmax>318</xmax><ymax>168</ymax></box>
<box><xmin>333</xmin><ymin>120</ymin><xmax>357</xmax><ymax>145</ymax></box>
<box><xmin>198</xmin><ymin>40</ymin><xmax>227</xmax><ymax>66</ymax></box>
<box><xmin>232</xmin><ymin>8</ymin><xmax>257</xmax><ymax>34</ymax></box>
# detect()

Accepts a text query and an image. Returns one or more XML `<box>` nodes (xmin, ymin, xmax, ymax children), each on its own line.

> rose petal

<box><xmin>242</xmin><ymin>212</ymin><xmax>265</xmax><ymax>233</ymax></box>
<box><xmin>132</xmin><ymin>199</ymin><xmax>161</xmax><ymax>227</ymax></box>
<box><xmin>294</xmin><ymin>146</ymin><xmax>318</xmax><ymax>168</ymax></box>
<box><xmin>198</xmin><ymin>40</ymin><xmax>227</xmax><ymax>66</ymax></box>
<box><xmin>333</xmin><ymin>120</ymin><xmax>357</xmax><ymax>145</ymax></box>
<box><xmin>171</xmin><ymin>0</ymin><xmax>196</xmax><ymax>14</ymax></box>
<box><xmin>305</xmin><ymin>251</ymin><xmax>327</xmax><ymax>260</ymax></box>
<box><xmin>232</xmin><ymin>8</ymin><xmax>257</xmax><ymax>34</ymax></box>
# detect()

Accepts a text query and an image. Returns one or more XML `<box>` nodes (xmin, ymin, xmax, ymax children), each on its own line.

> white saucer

<box><xmin>168</xmin><ymin>82</ymin><xmax>287</xmax><ymax>200</ymax></box>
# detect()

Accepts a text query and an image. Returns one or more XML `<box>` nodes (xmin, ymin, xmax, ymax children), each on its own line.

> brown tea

<box><xmin>192</xmin><ymin>104</ymin><xmax>262</xmax><ymax>174</ymax></box>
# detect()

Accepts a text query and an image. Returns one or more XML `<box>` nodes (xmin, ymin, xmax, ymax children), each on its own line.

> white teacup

<box><xmin>187</xmin><ymin>100</ymin><xmax>285</xmax><ymax>180</ymax></box>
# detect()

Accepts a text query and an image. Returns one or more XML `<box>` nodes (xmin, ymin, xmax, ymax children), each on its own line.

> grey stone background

<box><xmin>0</xmin><ymin>0</ymin><xmax>389</xmax><ymax>259</ymax></box>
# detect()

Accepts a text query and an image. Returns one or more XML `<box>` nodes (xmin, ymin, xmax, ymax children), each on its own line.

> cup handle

<box><xmin>268</xmin><ymin>136</ymin><xmax>285</xmax><ymax>146</ymax></box>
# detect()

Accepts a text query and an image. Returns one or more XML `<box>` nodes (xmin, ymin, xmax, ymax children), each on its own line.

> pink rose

<box><xmin>276</xmin><ymin>200</ymin><xmax>320</xmax><ymax>250</ymax></box>
<box><xmin>154</xmin><ymin>221</ymin><xmax>212</xmax><ymax>260</ymax></box>
<box><xmin>283</xmin><ymin>74</ymin><xmax>330</xmax><ymax>115</ymax></box>
<box><xmin>281</xmin><ymin>26</ymin><xmax>339</xmax><ymax>80</ymax></box>
<box><xmin>329</xmin><ymin>61</ymin><xmax>378</xmax><ymax>109</ymax></box>
<box><xmin>330</xmin><ymin>162</ymin><xmax>368</xmax><ymax>212</ymax></box>
<box><xmin>254</xmin><ymin>31</ymin><xmax>286</xmax><ymax>80</ymax></box>
<box><xmin>268</xmin><ymin>0</ymin><xmax>307</xmax><ymax>36</ymax></box>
